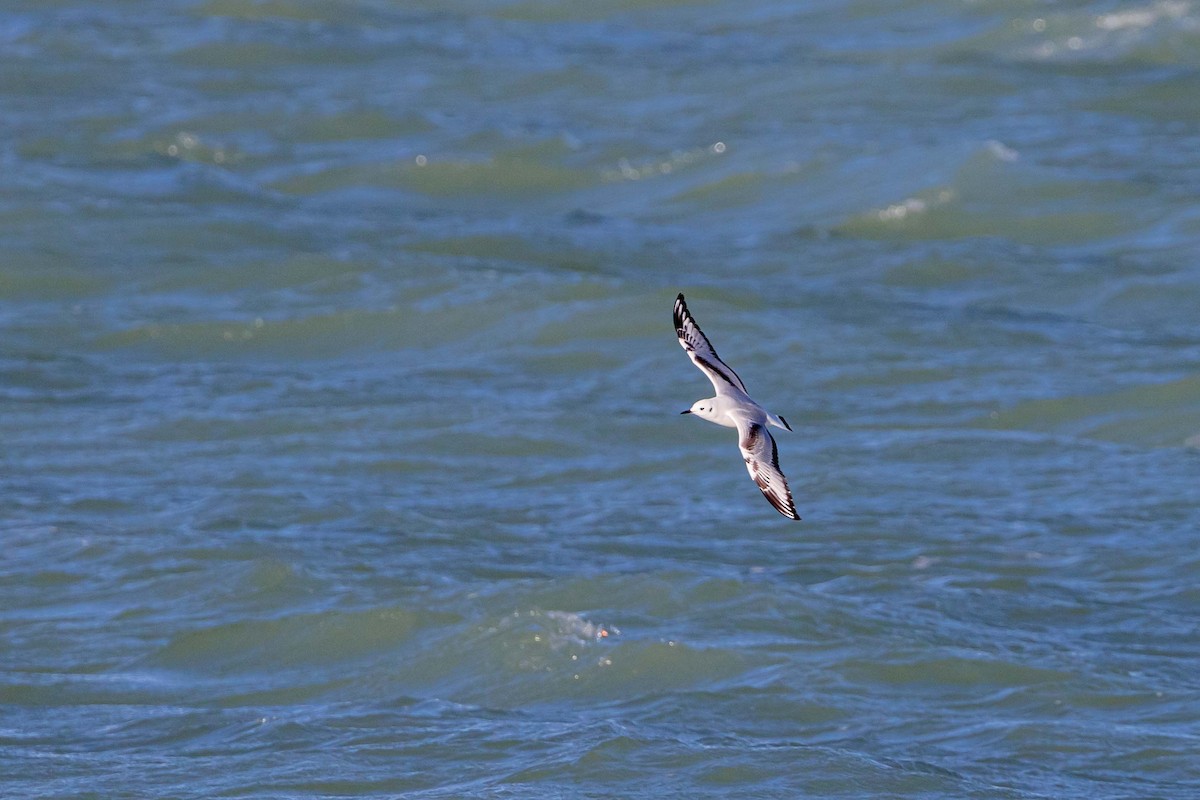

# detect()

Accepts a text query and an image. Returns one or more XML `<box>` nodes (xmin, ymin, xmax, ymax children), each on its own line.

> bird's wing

<box><xmin>734</xmin><ymin>416</ymin><xmax>801</xmax><ymax>520</ymax></box>
<box><xmin>674</xmin><ymin>293</ymin><xmax>748</xmax><ymax>398</ymax></box>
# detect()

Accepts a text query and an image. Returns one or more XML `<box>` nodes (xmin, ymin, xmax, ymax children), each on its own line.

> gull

<box><xmin>674</xmin><ymin>293</ymin><xmax>800</xmax><ymax>520</ymax></box>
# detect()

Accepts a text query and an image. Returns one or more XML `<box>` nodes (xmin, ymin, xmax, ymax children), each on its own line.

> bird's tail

<box><xmin>768</xmin><ymin>412</ymin><xmax>793</xmax><ymax>432</ymax></box>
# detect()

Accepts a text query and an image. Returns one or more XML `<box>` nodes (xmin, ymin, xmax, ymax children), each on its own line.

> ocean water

<box><xmin>3</xmin><ymin>1</ymin><xmax>1200</xmax><ymax>797</ymax></box>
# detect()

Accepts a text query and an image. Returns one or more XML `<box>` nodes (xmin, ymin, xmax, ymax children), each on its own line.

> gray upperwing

<box><xmin>674</xmin><ymin>293</ymin><xmax>748</xmax><ymax>397</ymax></box>
<box><xmin>736</xmin><ymin>419</ymin><xmax>801</xmax><ymax>520</ymax></box>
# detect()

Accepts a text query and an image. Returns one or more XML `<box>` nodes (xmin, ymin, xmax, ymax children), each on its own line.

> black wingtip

<box><xmin>673</xmin><ymin>294</ymin><xmax>688</xmax><ymax>335</ymax></box>
<box><xmin>774</xmin><ymin>494</ymin><xmax>802</xmax><ymax>521</ymax></box>
<box><xmin>764</xmin><ymin>491</ymin><xmax>802</xmax><ymax>520</ymax></box>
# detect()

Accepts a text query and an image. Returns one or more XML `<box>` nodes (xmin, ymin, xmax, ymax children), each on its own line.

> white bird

<box><xmin>674</xmin><ymin>293</ymin><xmax>801</xmax><ymax>520</ymax></box>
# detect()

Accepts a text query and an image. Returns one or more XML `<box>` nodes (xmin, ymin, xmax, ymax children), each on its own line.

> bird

<box><xmin>674</xmin><ymin>293</ymin><xmax>800</xmax><ymax>520</ymax></box>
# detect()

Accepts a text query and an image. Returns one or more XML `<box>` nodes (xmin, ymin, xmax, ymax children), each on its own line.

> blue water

<box><xmin>4</xmin><ymin>1</ymin><xmax>1200</xmax><ymax>797</ymax></box>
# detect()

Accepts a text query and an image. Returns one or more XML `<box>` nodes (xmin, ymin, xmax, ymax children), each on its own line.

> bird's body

<box><xmin>674</xmin><ymin>293</ymin><xmax>801</xmax><ymax>520</ymax></box>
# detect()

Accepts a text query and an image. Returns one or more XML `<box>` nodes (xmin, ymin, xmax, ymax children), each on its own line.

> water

<box><xmin>3</xmin><ymin>1</ymin><xmax>1200</xmax><ymax>797</ymax></box>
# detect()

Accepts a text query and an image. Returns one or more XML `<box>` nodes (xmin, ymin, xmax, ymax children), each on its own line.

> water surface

<box><xmin>3</xmin><ymin>1</ymin><xmax>1200</xmax><ymax>797</ymax></box>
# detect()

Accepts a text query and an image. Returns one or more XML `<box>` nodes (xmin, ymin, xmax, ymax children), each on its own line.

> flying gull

<box><xmin>674</xmin><ymin>293</ymin><xmax>800</xmax><ymax>520</ymax></box>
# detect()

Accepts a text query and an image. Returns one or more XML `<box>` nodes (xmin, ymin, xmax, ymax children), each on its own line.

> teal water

<box><xmin>4</xmin><ymin>1</ymin><xmax>1200</xmax><ymax>797</ymax></box>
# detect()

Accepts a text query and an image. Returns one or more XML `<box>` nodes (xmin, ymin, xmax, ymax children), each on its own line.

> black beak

<box><xmin>680</xmin><ymin>409</ymin><xmax>692</xmax><ymax>415</ymax></box>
